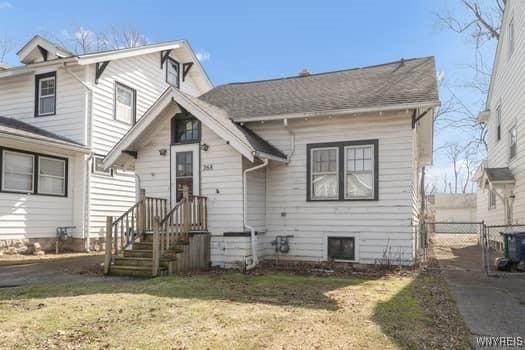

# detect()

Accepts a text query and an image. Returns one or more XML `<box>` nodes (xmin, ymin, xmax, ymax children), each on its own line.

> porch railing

<box><xmin>151</xmin><ymin>187</ymin><xmax>208</xmax><ymax>276</ymax></box>
<box><xmin>104</xmin><ymin>189</ymin><xmax>168</xmax><ymax>274</ymax></box>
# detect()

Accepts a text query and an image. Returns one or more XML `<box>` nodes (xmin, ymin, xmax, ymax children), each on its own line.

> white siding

<box><xmin>249</xmin><ymin>112</ymin><xmax>417</xmax><ymax>264</ymax></box>
<box><xmin>0</xmin><ymin>143</ymin><xmax>85</xmax><ymax>240</ymax></box>
<box><xmin>0</xmin><ymin>66</ymin><xmax>87</xmax><ymax>144</ymax></box>
<box><xmin>88</xmin><ymin>51</ymin><xmax>202</xmax><ymax>237</ymax></box>
<box><xmin>481</xmin><ymin>0</ymin><xmax>525</xmax><ymax>226</ymax></box>
<box><xmin>243</xmin><ymin>158</ymin><xmax>267</xmax><ymax>232</ymax></box>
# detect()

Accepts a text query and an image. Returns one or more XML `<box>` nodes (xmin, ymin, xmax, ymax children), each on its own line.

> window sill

<box><xmin>0</xmin><ymin>190</ymin><xmax>67</xmax><ymax>198</ymax></box>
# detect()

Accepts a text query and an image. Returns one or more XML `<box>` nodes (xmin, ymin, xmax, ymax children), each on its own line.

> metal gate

<box><xmin>422</xmin><ymin>221</ymin><xmax>486</xmax><ymax>272</ymax></box>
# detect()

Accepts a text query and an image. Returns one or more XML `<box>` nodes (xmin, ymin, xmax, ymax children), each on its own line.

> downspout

<box><xmin>63</xmin><ymin>63</ymin><xmax>94</xmax><ymax>251</ymax></box>
<box><xmin>243</xmin><ymin>158</ymin><xmax>269</xmax><ymax>270</ymax></box>
<box><xmin>283</xmin><ymin>118</ymin><xmax>295</xmax><ymax>161</ymax></box>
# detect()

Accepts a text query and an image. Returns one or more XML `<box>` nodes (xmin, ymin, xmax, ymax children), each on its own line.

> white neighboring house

<box><xmin>475</xmin><ymin>0</ymin><xmax>524</xmax><ymax>226</ymax></box>
<box><xmin>105</xmin><ymin>57</ymin><xmax>439</xmax><ymax>267</ymax></box>
<box><xmin>0</xmin><ymin>35</ymin><xmax>212</xmax><ymax>252</ymax></box>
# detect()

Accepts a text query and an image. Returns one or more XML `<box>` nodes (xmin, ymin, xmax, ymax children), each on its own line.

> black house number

<box><xmin>203</xmin><ymin>164</ymin><xmax>213</xmax><ymax>171</ymax></box>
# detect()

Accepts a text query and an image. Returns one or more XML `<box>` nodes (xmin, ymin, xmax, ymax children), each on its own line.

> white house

<box><xmin>475</xmin><ymin>0</ymin><xmax>524</xmax><ymax>226</ymax></box>
<box><xmin>105</xmin><ymin>57</ymin><xmax>439</xmax><ymax>269</ymax></box>
<box><xmin>0</xmin><ymin>35</ymin><xmax>211</xmax><ymax>252</ymax></box>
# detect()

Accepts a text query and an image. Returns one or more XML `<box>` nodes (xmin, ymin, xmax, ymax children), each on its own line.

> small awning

<box><xmin>485</xmin><ymin>167</ymin><xmax>515</xmax><ymax>184</ymax></box>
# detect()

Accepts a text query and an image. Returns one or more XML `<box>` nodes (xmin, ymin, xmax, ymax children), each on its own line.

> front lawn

<box><xmin>0</xmin><ymin>271</ymin><xmax>470</xmax><ymax>349</ymax></box>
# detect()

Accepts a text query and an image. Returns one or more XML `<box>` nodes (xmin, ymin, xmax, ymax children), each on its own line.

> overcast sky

<box><xmin>0</xmin><ymin>0</ymin><xmax>497</xmax><ymax>192</ymax></box>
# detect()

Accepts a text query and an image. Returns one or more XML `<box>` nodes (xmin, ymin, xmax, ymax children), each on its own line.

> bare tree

<box><xmin>0</xmin><ymin>33</ymin><xmax>15</xmax><ymax>64</ymax></box>
<box><xmin>42</xmin><ymin>24</ymin><xmax>149</xmax><ymax>55</ymax></box>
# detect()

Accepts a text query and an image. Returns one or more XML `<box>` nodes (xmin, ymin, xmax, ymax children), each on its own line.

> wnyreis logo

<box><xmin>476</xmin><ymin>336</ymin><xmax>524</xmax><ymax>348</ymax></box>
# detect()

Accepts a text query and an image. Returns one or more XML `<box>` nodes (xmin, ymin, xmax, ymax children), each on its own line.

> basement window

<box><xmin>327</xmin><ymin>237</ymin><xmax>355</xmax><ymax>261</ymax></box>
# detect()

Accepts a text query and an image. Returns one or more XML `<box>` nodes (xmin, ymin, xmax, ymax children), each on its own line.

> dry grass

<box><xmin>0</xmin><ymin>252</ymin><xmax>104</xmax><ymax>267</ymax></box>
<box><xmin>0</xmin><ymin>271</ymin><xmax>471</xmax><ymax>349</ymax></box>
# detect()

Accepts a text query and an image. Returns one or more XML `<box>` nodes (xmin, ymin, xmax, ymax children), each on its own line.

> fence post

<box><xmin>138</xmin><ymin>188</ymin><xmax>146</xmax><ymax>234</ymax></box>
<box><xmin>152</xmin><ymin>216</ymin><xmax>160</xmax><ymax>277</ymax></box>
<box><xmin>104</xmin><ymin>216</ymin><xmax>113</xmax><ymax>275</ymax></box>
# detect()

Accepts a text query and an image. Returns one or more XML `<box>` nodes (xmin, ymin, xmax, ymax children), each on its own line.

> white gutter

<box><xmin>0</xmin><ymin>132</ymin><xmax>90</xmax><ymax>153</ymax></box>
<box><xmin>63</xmin><ymin>62</ymin><xmax>94</xmax><ymax>252</ymax></box>
<box><xmin>243</xmin><ymin>158</ymin><xmax>269</xmax><ymax>270</ymax></box>
<box><xmin>232</xmin><ymin>101</ymin><xmax>441</xmax><ymax>123</ymax></box>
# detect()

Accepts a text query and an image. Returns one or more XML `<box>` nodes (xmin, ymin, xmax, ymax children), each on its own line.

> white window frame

<box><xmin>92</xmin><ymin>155</ymin><xmax>113</xmax><ymax>177</ymax></box>
<box><xmin>489</xmin><ymin>189</ymin><xmax>497</xmax><ymax>210</ymax></box>
<box><xmin>344</xmin><ymin>144</ymin><xmax>375</xmax><ymax>200</ymax></box>
<box><xmin>310</xmin><ymin>147</ymin><xmax>339</xmax><ymax>200</ymax></box>
<box><xmin>166</xmin><ymin>57</ymin><xmax>180</xmax><ymax>88</ymax></box>
<box><xmin>496</xmin><ymin>104</ymin><xmax>502</xmax><ymax>142</ymax></box>
<box><xmin>510</xmin><ymin>125</ymin><xmax>517</xmax><ymax>160</ymax></box>
<box><xmin>114</xmin><ymin>82</ymin><xmax>136</xmax><ymax>124</ymax></box>
<box><xmin>37</xmin><ymin>156</ymin><xmax>66</xmax><ymax>196</ymax></box>
<box><xmin>509</xmin><ymin>18</ymin><xmax>515</xmax><ymax>58</ymax></box>
<box><xmin>36</xmin><ymin>74</ymin><xmax>56</xmax><ymax>117</ymax></box>
<box><xmin>1</xmin><ymin>150</ymin><xmax>35</xmax><ymax>193</ymax></box>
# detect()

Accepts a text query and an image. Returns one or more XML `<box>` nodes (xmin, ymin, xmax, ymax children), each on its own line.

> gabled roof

<box><xmin>104</xmin><ymin>88</ymin><xmax>287</xmax><ymax>169</ymax></box>
<box><xmin>17</xmin><ymin>35</ymin><xmax>74</xmax><ymax>64</ymax></box>
<box><xmin>200</xmin><ymin>57</ymin><xmax>439</xmax><ymax>121</ymax></box>
<box><xmin>0</xmin><ymin>116</ymin><xmax>89</xmax><ymax>152</ymax></box>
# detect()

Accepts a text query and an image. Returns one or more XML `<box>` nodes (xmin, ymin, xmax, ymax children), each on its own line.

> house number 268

<box><xmin>203</xmin><ymin>164</ymin><xmax>213</xmax><ymax>171</ymax></box>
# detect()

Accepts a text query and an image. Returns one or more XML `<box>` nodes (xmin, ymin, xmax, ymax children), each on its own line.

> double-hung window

<box><xmin>166</xmin><ymin>57</ymin><xmax>180</xmax><ymax>88</ymax></box>
<box><xmin>307</xmin><ymin>140</ymin><xmax>378</xmax><ymax>201</ymax></box>
<box><xmin>1</xmin><ymin>149</ymin><xmax>67</xmax><ymax>196</ymax></box>
<box><xmin>114</xmin><ymin>82</ymin><xmax>136</xmax><ymax>124</ymax></box>
<box><xmin>2</xmin><ymin>150</ymin><xmax>34</xmax><ymax>193</ymax></box>
<box><xmin>38</xmin><ymin>157</ymin><xmax>66</xmax><ymax>196</ymax></box>
<box><xmin>35</xmin><ymin>72</ymin><xmax>56</xmax><ymax>117</ymax></box>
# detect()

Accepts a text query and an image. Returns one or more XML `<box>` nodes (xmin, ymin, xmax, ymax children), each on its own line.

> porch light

<box><xmin>159</xmin><ymin>148</ymin><xmax>167</xmax><ymax>156</ymax></box>
<box><xmin>201</xmin><ymin>143</ymin><xmax>209</xmax><ymax>152</ymax></box>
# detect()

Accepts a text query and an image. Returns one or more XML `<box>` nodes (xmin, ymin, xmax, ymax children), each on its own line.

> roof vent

<box><xmin>298</xmin><ymin>68</ymin><xmax>310</xmax><ymax>77</ymax></box>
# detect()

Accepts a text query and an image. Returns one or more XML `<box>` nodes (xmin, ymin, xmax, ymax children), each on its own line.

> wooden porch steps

<box><xmin>109</xmin><ymin>265</ymin><xmax>168</xmax><ymax>277</ymax></box>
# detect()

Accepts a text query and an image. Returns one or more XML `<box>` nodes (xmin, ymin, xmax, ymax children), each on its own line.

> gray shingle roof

<box><xmin>0</xmin><ymin>116</ymin><xmax>83</xmax><ymax>146</ymax></box>
<box><xmin>485</xmin><ymin>167</ymin><xmax>515</xmax><ymax>183</ymax></box>
<box><xmin>200</xmin><ymin>57</ymin><xmax>438</xmax><ymax>121</ymax></box>
<box><xmin>237</xmin><ymin>126</ymin><xmax>287</xmax><ymax>159</ymax></box>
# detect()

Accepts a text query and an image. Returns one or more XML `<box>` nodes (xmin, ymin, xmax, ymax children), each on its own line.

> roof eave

<box><xmin>0</xmin><ymin>131</ymin><xmax>90</xmax><ymax>154</ymax></box>
<box><xmin>233</xmin><ymin>100</ymin><xmax>441</xmax><ymax>122</ymax></box>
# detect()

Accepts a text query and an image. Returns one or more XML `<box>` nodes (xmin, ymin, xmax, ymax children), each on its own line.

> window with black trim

<box><xmin>166</xmin><ymin>57</ymin><xmax>180</xmax><ymax>88</ymax></box>
<box><xmin>171</xmin><ymin>115</ymin><xmax>201</xmax><ymax>144</ymax></box>
<box><xmin>114</xmin><ymin>82</ymin><xmax>136</xmax><ymax>124</ymax></box>
<box><xmin>0</xmin><ymin>148</ymin><xmax>67</xmax><ymax>197</ymax></box>
<box><xmin>35</xmin><ymin>72</ymin><xmax>56</xmax><ymax>117</ymax></box>
<box><xmin>92</xmin><ymin>155</ymin><xmax>113</xmax><ymax>176</ymax></box>
<box><xmin>328</xmin><ymin>237</ymin><xmax>355</xmax><ymax>261</ymax></box>
<box><xmin>307</xmin><ymin>140</ymin><xmax>378</xmax><ymax>201</ymax></box>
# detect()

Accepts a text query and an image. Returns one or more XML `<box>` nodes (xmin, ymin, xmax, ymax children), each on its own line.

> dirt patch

<box><xmin>429</xmin><ymin>234</ymin><xmax>483</xmax><ymax>270</ymax></box>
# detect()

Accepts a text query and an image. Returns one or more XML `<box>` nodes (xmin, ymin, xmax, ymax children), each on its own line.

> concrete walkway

<box><xmin>445</xmin><ymin>271</ymin><xmax>525</xmax><ymax>349</ymax></box>
<box><xmin>0</xmin><ymin>255</ymin><xmax>133</xmax><ymax>287</ymax></box>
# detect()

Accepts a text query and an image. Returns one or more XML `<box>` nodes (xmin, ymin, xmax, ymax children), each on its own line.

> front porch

<box><xmin>103</xmin><ymin>187</ymin><xmax>210</xmax><ymax>277</ymax></box>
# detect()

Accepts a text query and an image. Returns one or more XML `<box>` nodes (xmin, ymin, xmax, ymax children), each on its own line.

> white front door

<box><xmin>171</xmin><ymin>143</ymin><xmax>200</xmax><ymax>205</ymax></box>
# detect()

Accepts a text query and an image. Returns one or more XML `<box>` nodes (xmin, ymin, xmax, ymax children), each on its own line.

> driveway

<box><xmin>0</xmin><ymin>255</ymin><xmax>133</xmax><ymax>287</ymax></box>
<box><xmin>445</xmin><ymin>271</ymin><xmax>525</xmax><ymax>348</ymax></box>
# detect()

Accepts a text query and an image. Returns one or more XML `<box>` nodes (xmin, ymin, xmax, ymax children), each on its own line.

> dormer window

<box><xmin>166</xmin><ymin>57</ymin><xmax>180</xmax><ymax>88</ymax></box>
<box><xmin>35</xmin><ymin>72</ymin><xmax>56</xmax><ymax>117</ymax></box>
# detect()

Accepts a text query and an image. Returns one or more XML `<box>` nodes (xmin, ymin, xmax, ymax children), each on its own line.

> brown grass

<box><xmin>0</xmin><ymin>271</ymin><xmax>471</xmax><ymax>349</ymax></box>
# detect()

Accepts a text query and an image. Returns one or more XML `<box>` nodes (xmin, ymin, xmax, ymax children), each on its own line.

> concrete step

<box><xmin>108</xmin><ymin>265</ymin><xmax>167</xmax><ymax>278</ymax></box>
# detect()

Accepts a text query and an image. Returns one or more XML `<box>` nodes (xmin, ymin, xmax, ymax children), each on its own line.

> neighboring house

<box><xmin>427</xmin><ymin>193</ymin><xmax>477</xmax><ymax>222</ymax></box>
<box><xmin>475</xmin><ymin>0</ymin><xmax>523</xmax><ymax>226</ymax></box>
<box><xmin>105</xmin><ymin>57</ymin><xmax>439</xmax><ymax>268</ymax></box>
<box><xmin>0</xmin><ymin>35</ymin><xmax>212</xmax><ymax>252</ymax></box>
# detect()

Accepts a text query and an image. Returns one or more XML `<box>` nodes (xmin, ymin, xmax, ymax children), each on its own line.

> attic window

<box><xmin>35</xmin><ymin>72</ymin><xmax>56</xmax><ymax>117</ymax></box>
<box><xmin>114</xmin><ymin>82</ymin><xmax>136</xmax><ymax>124</ymax></box>
<box><xmin>166</xmin><ymin>57</ymin><xmax>180</xmax><ymax>88</ymax></box>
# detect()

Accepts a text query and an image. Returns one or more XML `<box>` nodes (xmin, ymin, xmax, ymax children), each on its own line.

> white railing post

<box><xmin>104</xmin><ymin>216</ymin><xmax>113</xmax><ymax>275</ymax></box>
<box><xmin>152</xmin><ymin>216</ymin><xmax>160</xmax><ymax>277</ymax></box>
